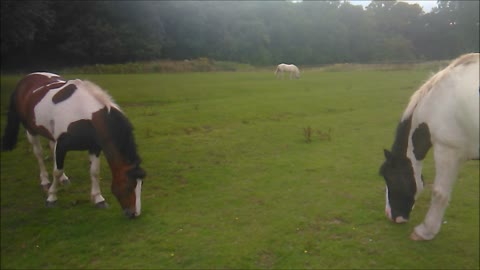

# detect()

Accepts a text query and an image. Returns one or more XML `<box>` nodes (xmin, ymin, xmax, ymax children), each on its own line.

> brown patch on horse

<box><xmin>19</xmin><ymin>81</ymin><xmax>68</xmax><ymax>140</ymax></box>
<box><xmin>412</xmin><ymin>123</ymin><xmax>432</xmax><ymax>160</ymax></box>
<box><xmin>52</xmin><ymin>84</ymin><xmax>77</xmax><ymax>104</ymax></box>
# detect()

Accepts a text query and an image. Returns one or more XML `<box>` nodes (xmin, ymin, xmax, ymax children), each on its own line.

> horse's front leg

<box><xmin>411</xmin><ymin>146</ymin><xmax>462</xmax><ymax>240</ymax></box>
<box><xmin>49</xmin><ymin>140</ymin><xmax>69</xmax><ymax>185</ymax></box>
<box><xmin>89</xmin><ymin>153</ymin><xmax>107</xmax><ymax>208</ymax></box>
<box><xmin>26</xmin><ymin>132</ymin><xmax>50</xmax><ymax>191</ymax></box>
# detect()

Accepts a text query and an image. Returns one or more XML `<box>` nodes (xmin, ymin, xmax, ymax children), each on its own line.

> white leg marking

<box><xmin>135</xmin><ymin>179</ymin><xmax>142</xmax><ymax>216</ymax></box>
<box><xmin>413</xmin><ymin>146</ymin><xmax>461</xmax><ymax>240</ymax></box>
<box><xmin>46</xmin><ymin>143</ymin><xmax>63</xmax><ymax>203</ymax></box>
<box><xmin>385</xmin><ymin>187</ymin><xmax>392</xmax><ymax>220</ymax></box>
<box><xmin>89</xmin><ymin>154</ymin><xmax>105</xmax><ymax>204</ymax></box>
<box><xmin>26</xmin><ymin>132</ymin><xmax>50</xmax><ymax>187</ymax></box>
<box><xmin>47</xmin><ymin>166</ymin><xmax>62</xmax><ymax>203</ymax></box>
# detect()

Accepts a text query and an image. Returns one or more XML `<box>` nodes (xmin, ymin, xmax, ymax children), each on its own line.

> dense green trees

<box><xmin>1</xmin><ymin>0</ymin><xmax>478</xmax><ymax>70</ymax></box>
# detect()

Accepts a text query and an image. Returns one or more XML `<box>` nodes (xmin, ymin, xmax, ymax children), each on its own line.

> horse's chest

<box><xmin>33</xmin><ymin>85</ymin><xmax>105</xmax><ymax>139</ymax></box>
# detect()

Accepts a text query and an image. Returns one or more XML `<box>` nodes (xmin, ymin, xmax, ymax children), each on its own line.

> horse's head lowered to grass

<box><xmin>1</xmin><ymin>72</ymin><xmax>146</xmax><ymax>218</ymax></box>
<box><xmin>380</xmin><ymin>148</ymin><xmax>417</xmax><ymax>223</ymax></box>
<box><xmin>379</xmin><ymin>53</ymin><xmax>479</xmax><ymax>240</ymax></box>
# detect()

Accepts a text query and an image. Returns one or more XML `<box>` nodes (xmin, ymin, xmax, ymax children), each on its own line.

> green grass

<box><xmin>1</xmin><ymin>69</ymin><xmax>478</xmax><ymax>269</ymax></box>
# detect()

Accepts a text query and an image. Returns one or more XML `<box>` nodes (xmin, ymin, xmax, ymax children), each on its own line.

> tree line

<box><xmin>1</xmin><ymin>0</ymin><xmax>479</xmax><ymax>70</ymax></box>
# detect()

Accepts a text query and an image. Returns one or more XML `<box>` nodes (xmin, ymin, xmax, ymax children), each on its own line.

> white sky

<box><xmin>349</xmin><ymin>1</ymin><xmax>438</xmax><ymax>12</ymax></box>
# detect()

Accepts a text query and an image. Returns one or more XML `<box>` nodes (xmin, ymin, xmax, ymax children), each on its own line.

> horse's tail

<box><xmin>274</xmin><ymin>66</ymin><xmax>279</xmax><ymax>75</ymax></box>
<box><xmin>1</xmin><ymin>92</ymin><xmax>20</xmax><ymax>151</ymax></box>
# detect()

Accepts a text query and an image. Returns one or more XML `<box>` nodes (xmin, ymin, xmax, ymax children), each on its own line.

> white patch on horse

<box><xmin>135</xmin><ymin>180</ymin><xmax>142</xmax><ymax>216</ymax></box>
<box><xmin>29</xmin><ymin>72</ymin><xmax>61</xmax><ymax>78</ymax></box>
<box><xmin>402</xmin><ymin>53</ymin><xmax>479</xmax><ymax>121</ymax></box>
<box><xmin>34</xmin><ymin>81</ymin><xmax>107</xmax><ymax>139</ymax></box>
<box><xmin>32</xmin><ymin>81</ymin><xmax>67</xmax><ymax>93</ymax></box>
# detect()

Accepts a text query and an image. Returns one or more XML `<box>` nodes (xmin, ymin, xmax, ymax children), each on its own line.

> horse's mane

<box><xmin>77</xmin><ymin>79</ymin><xmax>142</xmax><ymax>169</ymax></box>
<box><xmin>75</xmin><ymin>79</ymin><xmax>121</xmax><ymax>113</ymax></box>
<box><xmin>105</xmin><ymin>107</ymin><xmax>142</xmax><ymax>166</ymax></box>
<box><xmin>401</xmin><ymin>53</ymin><xmax>479</xmax><ymax>120</ymax></box>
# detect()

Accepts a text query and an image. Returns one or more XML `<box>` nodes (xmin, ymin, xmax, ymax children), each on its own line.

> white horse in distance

<box><xmin>275</xmin><ymin>63</ymin><xmax>300</xmax><ymax>79</ymax></box>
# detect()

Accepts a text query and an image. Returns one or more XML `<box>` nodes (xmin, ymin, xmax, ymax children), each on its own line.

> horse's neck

<box><xmin>94</xmin><ymin>108</ymin><xmax>138</xmax><ymax>173</ymax></box>
<box><xmin>391</xmin><ymin>116</ymin><xmax>425</xmax><ymax>194</ymax></box>
<box><xmin>101</xmin><ymin>141</ymin><xmax>134</xmax><ymax>180</ymax></box>
<box><xmin>406</xmin><ymin>141</ymin><xmax>425</xmax><ymax>197</ymax></box>
<box><xmin>391</xmin><ymin>117</ymin><xmax>411</xmax><ymax>157</ymax></box>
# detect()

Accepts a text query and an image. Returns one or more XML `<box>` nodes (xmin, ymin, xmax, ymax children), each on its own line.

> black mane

<box><xmin>105</xmin><ymin>108</ymin><xmax>142</xmax><ymax>166</ymax></box>
<box><xmin>390</xmin><ymin>116</ymin><xmax>412</xmax><ymax>158</ymax></box>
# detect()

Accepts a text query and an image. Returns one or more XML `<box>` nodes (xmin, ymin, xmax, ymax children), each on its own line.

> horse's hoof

<box><xmin>410</xmin><ymin>231</ymin><xmax>426</xmax><ymax>241</ymax></box>
<box><xmin>95</xmin><ymin>201</ymin><xmax>109</xmax><ymax>209</ymax></box>
<box><xmin>41</xmin><ymin>184</ymin><xmax>51</xmax><ymax>192</ymax></box>
<box><xmin>45</xmin><ymin>200</ymin><xmax>57</xmax><ymax>208</ymax></box>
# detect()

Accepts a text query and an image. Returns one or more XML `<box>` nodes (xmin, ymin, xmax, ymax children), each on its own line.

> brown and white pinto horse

<box><xmin>1</xmin><ymin>72</ymin><xmax>146</xmax><ymax>218</ymax></box>
<box><xmin>380</xmin><ymin>53</ymin><xmax>479</xmax><ymax>240</ymax></box>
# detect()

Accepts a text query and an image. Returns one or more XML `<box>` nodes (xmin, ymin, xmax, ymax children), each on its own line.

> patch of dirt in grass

<box><xmin>303</xmin><ymin>216</ymin><xmax>349</xmax><ymax>234</ymax></box>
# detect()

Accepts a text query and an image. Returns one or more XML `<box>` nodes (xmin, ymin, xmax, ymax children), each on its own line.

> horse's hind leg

<box><xmin>89</xmin><ymin>153</ymin><xmax>107</xmax><ymax>208</ymax></box>
<box><xmin>411</xmin><ymin>146</ymin><xmax>462</xmax><ymax>240</ymax></box>
<box><xmin>26</xmin><ymin>132</ymin><xmax>50</xmax><ymax>192</ymax></box>
<box><xmin>45</xmin><ymin>141</ymin><xmax>68</xmax><ymax>206</ymax></box>
<box><xmin>48</xmin><ymin>141</ymin><xmax>69</xmax><ymax>185</ymax></box>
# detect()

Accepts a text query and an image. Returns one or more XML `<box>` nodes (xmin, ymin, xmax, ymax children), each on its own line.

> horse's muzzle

<box><xmin>394</xmin><ymin>216</ymin><xmax>408</xmax><ymax>223</ymax></box>
<box><xmin>386</xmin><ymin>207</ymin><xmax>408</xmax><ymax>223</ymax></box>
<box><xmin>124</xmin><ymin>208</ymin><xmax>138</xmax><ymax>219</ymax></box>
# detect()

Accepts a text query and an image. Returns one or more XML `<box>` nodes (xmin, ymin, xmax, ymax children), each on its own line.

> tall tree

<box><xmin>1</xmin><ymin>0</ymin><xmax>55</xmax><ymax>66</ymax></box>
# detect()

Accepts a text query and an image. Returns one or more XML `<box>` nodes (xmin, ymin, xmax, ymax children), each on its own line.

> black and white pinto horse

<box><xmin>275</xmin><ymin>63</ymin><xmax>300</xmax><ymax>79</ymax></box>
<box><xmin>380</xmin><ymin>53</ymin><xmax>479</xmax><ymax>240</ymax></box>
<box><xmin>1</xmin><ymin>72</ymin><xmax>146</xmax><ymax>218</ymax></box>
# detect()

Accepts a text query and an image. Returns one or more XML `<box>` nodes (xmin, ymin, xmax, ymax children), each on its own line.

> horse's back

<box><xmin>35</xmin><ymin>80</ymin><xmax>109</xmax><ymax>139</ymax></box>
<box><xmin>11</xmin><ymin>73</ymin><xmax>114</xmax><ymax>140</ymax></box>
<box><xmin>14</xmin><ymin>73</ymin><xmax>65</xmax><ymax>111</ymax></box>
<box><xmin>414</xmin><ymin>54</ymin><xmax>479</xmax><ymax>158</ymax></box>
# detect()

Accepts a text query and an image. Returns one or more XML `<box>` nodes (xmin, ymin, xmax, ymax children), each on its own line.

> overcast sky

<box><xmin>349</xmin><ymin>0</ymin><xmax>438</xmax><ymax>12</ymax></box>
<box><xmin>350</xmin><ymin>0</ymin><xmax>437</xmax><ymax>13</ymax></box>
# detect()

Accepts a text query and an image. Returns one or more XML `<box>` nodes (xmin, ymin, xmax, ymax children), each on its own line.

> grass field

<box><xmin>1</xmin><ymin>68</ymin><xmax>478</xmax><ymax>269</ymax></box>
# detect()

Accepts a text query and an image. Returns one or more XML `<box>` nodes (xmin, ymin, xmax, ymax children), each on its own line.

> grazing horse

<box><xmin>275</xmin><ymin>63</ymin><xmax>300</xmax><ymax>79</ymax></box>
<box><xmin>380</xmin><ymin>53</ymin><xmax>479</xmax><ymax>240</ymax></box>
<box><xmin>1</xmin><ymin>72</ymin><xmax>146</xmax><ymax>218</ymax></box>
